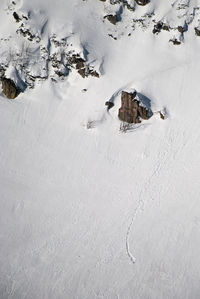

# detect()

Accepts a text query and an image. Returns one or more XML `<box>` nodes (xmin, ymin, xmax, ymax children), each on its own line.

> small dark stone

<box><xmin>105</xmin><ymin>101</ymin><xmax>114</xmax><ymax>110</ymax></box>
<box><xmin>160</xmin><ymin>112</ymin><xmax>165</xmax><ymax>120</ymax></box>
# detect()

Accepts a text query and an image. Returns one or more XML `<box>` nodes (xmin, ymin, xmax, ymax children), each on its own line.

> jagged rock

<box><xmin>118</xmin><ymin>91</ymin><xmax>150</xmax><ymax>123</ymax></box>
<box><xmin>153</xmin><ymin>22</ymin><xmax>163</xmax><ymax>34</ymax></box>
<box><xmin>1</xmin><ymin>78</ymin><xmax>20</xmax><ymax>99</ymax></box>
<box><xmin>177</xmin><ymin>26</ymin><xmax>185</xmax><ymax>33</ymax></box>
<box><xmin>90</xmin><ymin>70</ymin><xmax>99</xmax><ymax>78</ymax></box>
<box><xmin>160</xmin><ymin>112</ymin><xmax>165</xmax><ymax>120</ymax></box>
<box><xmin>124</xmin><ymin>3</ymin><xmax>135</xmax><ymax>11</ymax></box>
<box><xmin>162</xmin><ymin>24</ymin><xmax>170</xmax><ymax>31</ymax></box>
<box><xmin>194</xmin><ymin>27</ymin><xmax>200</xmax><ymax>36</ymax></box>
<box><xmin>153</xmin><ymin>22</ymin><xmax>170</xmax><ymax>34</ymax></box>
<box><xmin>75</xmin><ymin>58</ymin><xmax>85</xmax><ymax>70</ymax></box>
<box><xmin>105</xmin><ymin>101</ymin><xmax>114</xmax><ymax>110</ymax></box>
<box><xmin>78</xmin><ymin>68</ymin><xmax>86</xmax><ymax>78</ymax></box>
<box><xmin>135</xmin><ymin>0</ymin><xmax>149</xmax><ymax>6</ymax></box>
<box><xmin>169</xmin><ymin>38</ymin><xmax>181</xmax><ymax>45</ymax></box>
<box><xmin>13</xmin><ymin>12</ymin><xmax>20</xmax><ymax>22</ymax></box>
<box><xmin>104</xmin><ymin>15</ymin><xmax>117</xmax><ymax>25</ymax></box>
<box><xmin>70</xmin><ymin>56</ymin><xmax>99</xmax><ymax>78</ymax></box>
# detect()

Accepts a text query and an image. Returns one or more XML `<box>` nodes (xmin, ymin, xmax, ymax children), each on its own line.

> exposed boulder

<box><xmin>118</xmin><ymin>91</ymin><xmax>150</xmax><ymax>123</ymax></box>
<box><xmin>104</xmin><ymin>14</ymin><xmax>117</xmax><ymax>25</ymax></box>
<box><xmin>177</xmin><ymin>26</ymin><xmax>185</xmax><ymax>34</ymax></box>
<box><xmin>1</xmin><ymin>78</ymin><xmax>20</xmax><ymax>99</ymax></box>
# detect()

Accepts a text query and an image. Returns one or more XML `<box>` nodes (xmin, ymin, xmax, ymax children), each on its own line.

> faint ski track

<box><xmin>125</xmin><ymin>128</ymin><xmax>174</xmax><ymax>265</ymax></box>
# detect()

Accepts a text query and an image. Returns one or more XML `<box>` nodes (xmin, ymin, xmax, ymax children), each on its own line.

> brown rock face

<box><xmin>135</xmin><ymin>0</ymin><xmax>150</xmax><ymax>6</ymax></box>
<box><xmin>104</xmin><ymin>15</ymin><xmax>117</xmax><ymax>25</ymax></box>
<box><xmin>1</xmin><ymin>78</ymin><xmax>20</xmax><ymax>99</ymax></box>
<box><xmin>195</xmin><ymin>27</ymin><xmax>200</xmax><ymax>36</ymax></box>
<box><xmin>118</xmin><ymin>91</ymin><xmax>150</xmax><ymax>123</ymax></box>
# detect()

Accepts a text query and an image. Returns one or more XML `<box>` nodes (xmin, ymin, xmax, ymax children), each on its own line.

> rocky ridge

<box><xmin>1</xmin><ymin>0</ymin><xmax>200</xmax><ymax>103</ymax></box>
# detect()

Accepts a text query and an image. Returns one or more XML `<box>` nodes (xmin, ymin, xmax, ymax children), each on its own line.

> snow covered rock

<box><xmin>135</xmin><ymin>0</ymin><xmax>149</xmax><ymax>6</ymax></box>
<box><xmin>118</xmin><ymin>90</ymin><xmax>150</xmax><ymax>123</ymax></box>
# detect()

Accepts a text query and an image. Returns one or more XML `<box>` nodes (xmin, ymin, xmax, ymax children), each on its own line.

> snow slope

<box><xmin>1</xmin><ymin>0</ymin><xmax>200</xmax><ymax>298</ymax></box>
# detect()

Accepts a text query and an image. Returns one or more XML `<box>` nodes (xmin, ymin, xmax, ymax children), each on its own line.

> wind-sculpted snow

<box><xmin>0</xmin><ymin>0</ymin><xmax>200</xmax><ymax>91</ymax></box>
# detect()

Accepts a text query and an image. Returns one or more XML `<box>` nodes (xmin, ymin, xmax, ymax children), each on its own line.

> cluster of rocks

<box><xmin>99</xmin><ymin>0</ymin><xmax>200</xmax><ymax>45</ymax></box>
<box><xmin>99</xmin><ymin>0</ymin><xmax>149</xmax><ymax>6</ymax></box>
<box><xmin>69</xmin><ymin>56</ymin><xmax>99</xmax><ymax>78</ymax></box>
<box><xmin>0</xmin><ymin>2</ymin><xmax>101</xmax><ymax>94</ymax></box>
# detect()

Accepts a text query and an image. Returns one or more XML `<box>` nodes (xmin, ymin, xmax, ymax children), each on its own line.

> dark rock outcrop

<box><xmin>105</xmin><ymin>101</ymin><xmax>114</xmax><ymax>110</ymax></box>
<box><xmin>135</xmin><ymin>0</ymin><xmax>150</xmax><ymax>6</ymax></box>
<box><xmin>177</xmin><ymin>26</ymin><xmax>185</xmax><ymax>33</ymax></box>
<box><xmin>159</xmin><ymin>111</ymin><xmax>165</xmax><ymax>120</ymax></box>
<box><xmin>69</xmin><ymin>56</ymin><xmax>99</xmax><ymax>78</ymax></box>
<box><xmin>153</xmin><ymin>22</ymin><xmax>163</xmax><ymax>34</ymax></box>
<box><xmin>1</xmin><ymin>78</ymin><xmax>20</xmax><ymax>99</ymax></box>
<box><xmin>169</xmin><ymin>38</ymin><xmax>181</xmax><ymax>45</ymax></box>
<box><xmin>118</xmin><ymin>91</ymin><xmax>150</xmax><ymax>123</ymax></box>
<box><xmin>104</xmin><ymin>14</ymin><xmax>117</xmax><ymax>25</ymax></box>
<box><xmin>13</xmin><ymin>12</ymin><xmax>20</xmax><ymax>22</ymax></box>
<box><xmin>153</xmin><ymin>22</ymin><xmax>170</xmax><ymax>34</ymax></box>
<box><xmin>195</xmin><ymin>27</ymin><xmax>200</xmax><ymax>36</ymax></box>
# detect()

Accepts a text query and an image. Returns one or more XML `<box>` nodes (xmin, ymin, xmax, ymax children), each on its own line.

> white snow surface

<box><xmin>1</xmin><ymin>0</ymin><xmax>200</xmax><ymax>298</ymax></box>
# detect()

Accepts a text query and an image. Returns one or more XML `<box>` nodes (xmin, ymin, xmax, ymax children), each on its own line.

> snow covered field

<box><xmin>1</xmin><ymin>0</ymin><xmax>200</xmax><ymax>298</ymax></box>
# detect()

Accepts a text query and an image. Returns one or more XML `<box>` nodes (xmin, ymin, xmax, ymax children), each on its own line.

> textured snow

<box><xmin>1</xmin><ymin>0</ymin><xmax>200</xmax><ymax>298</ymax></box>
